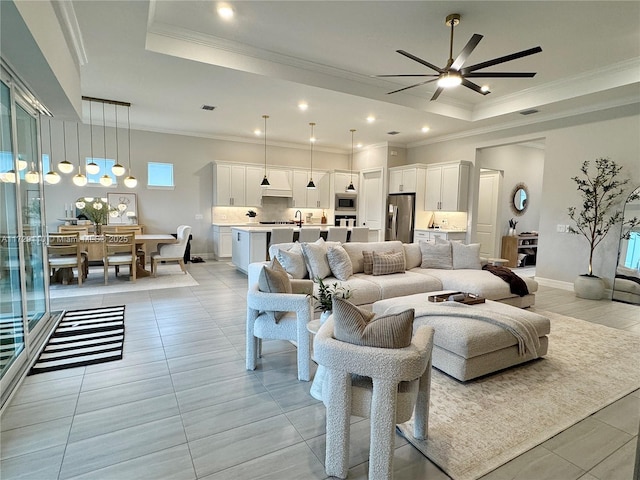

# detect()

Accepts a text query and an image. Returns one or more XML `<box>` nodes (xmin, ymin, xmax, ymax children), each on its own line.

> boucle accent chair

<box><xmin>151</xmin><ymin>225</ymin><xmax>192</xmax><ymax>276</ymax></box>
<box><xmin>246</xmin><ymin>280</ymin><xmax>314</xmax><ymax>381</ymax></box>
<box><xmin>314</xmin><ymin>317</ymin><xmax>435</xmax><ymax>480</ymax></box>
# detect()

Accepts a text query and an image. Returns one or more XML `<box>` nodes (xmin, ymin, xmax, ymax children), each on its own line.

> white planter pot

<box><xmin>574</xmin><ymin>275</ymin><xmax>605</xmax><ymax>300</ymax></box>
<box><xmin>320</xmin><ymin>310</ymin><xmax>332</xmax><ymax>324</ymax></box>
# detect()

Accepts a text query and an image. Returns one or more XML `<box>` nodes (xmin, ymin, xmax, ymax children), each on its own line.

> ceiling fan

<box><xmin>376</xmin><ymin>13</ymin><xmax>542</xmax><ymax>101</ymax></box>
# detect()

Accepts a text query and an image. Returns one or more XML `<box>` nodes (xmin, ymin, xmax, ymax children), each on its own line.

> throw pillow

<box><xmin>451</xmin><ymin>242</ymin><xmax>482</xmax><ymax>269</ymax></box>
<box><xmin>326</xmin><ymin>245</ymin><xmax>353</xmax><ymax>281</ymax></box>
<box><xmin>372</xmin><ymin>251</ymin><xmax>406</xmax><ymax>276</ymax></box>
<box><xmin>403</xmin><ymin>243</ymin><xmax>422</xmax><ymax>269</ymax></box>
<box><xmin>275</xmin><ymin>243</ymin><xmax>307</xmax><ymax>279</ymax></box>
<box><xmin>332</xmin><ymin>297</ymin><xmax>414</xmax><ymax>349</ymax></box>
<box><xmin>419</xmin><ymin>240</ymin><xmax>452</xmax><ymax>269</ymax></box>
<box><xmin>362</xmin><ymin>250</ymin><xmax>374</xmax><ymax>275</ymax></box>
<box><xmin>301</xmin><ymin>241</ymin><xmax>332</xmax><ymax>280</ymax></box>
<box><xmin>258</xmin><ymin>259</ymin><xmax>292</xmax><ymax>322</ymax></box>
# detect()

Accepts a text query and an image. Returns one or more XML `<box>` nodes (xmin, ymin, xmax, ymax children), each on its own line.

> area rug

<box><xmin>49</xmin><ymin>264</ymin><xmax>198</xmax><ymax>298</ymax></box>
<box><xmin>29</xmin><ymin>306</ymin><xmax>125</xmax><ymax>375</ymax></box>
<box><xmin>397</xmin><ymin>311</ymin><xmax>640</xmax><ymax>480</ymax></box>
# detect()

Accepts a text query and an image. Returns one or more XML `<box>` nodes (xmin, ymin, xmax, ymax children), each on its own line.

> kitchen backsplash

<box><xmin>212</xmin><ymin>197</ymin><xmax>327</xmax><ymax>224</ymax></box>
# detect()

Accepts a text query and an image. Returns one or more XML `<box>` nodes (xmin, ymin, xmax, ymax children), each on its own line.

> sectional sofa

<box><xmin>247</xmin><ymin>240</ymin><xmax>538</xmax><ymax>309</ymax></box>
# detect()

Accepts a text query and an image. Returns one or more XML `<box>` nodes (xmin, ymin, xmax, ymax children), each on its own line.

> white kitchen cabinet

<box><xmin>231</xmin><ymin>228</ymin><xmax>268</xmax><ymax>274</ymax></box>
<box><xmin>291</xmin><ymin>170</ymin><xmax>310</xmax><ymax>208</ymax></box>
<box><xmin>334</xmin><ymin>171</ymin><xmax>358</xmax><ymax>194</ymax></box>
<box><xmin>213</xmin><ymin>163</ymin><xmax>246</xmax><ymax>206</ymax></box>
<box><xmin>424</xmin><ymin>162</ymin><xmax>470</xmax><ymax>211</ymax></box>
<box><xmin>213</xmin><ymin>226</ymin><xmax>233</xmax><ymax>259</ymax></box>
<box><xmin>245</xmin><ymin>166</ymin><xmax>265</xmax><ymax>206</ymax></box>
<box><xmin>414</xmin><ymin>229</ymin><xmax>467</xmax><ymax>243</ymax></box>
<box><xmin>388</xmin><ymin>166</ymin><xmax>424</xmax><ymax>193</ymax></box>
<box><xmin>293</xmin><ymin>170</ymin><xmax>330</xmax><ymax>208</ymax></box>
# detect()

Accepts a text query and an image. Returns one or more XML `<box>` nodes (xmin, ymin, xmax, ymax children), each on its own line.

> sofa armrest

<box><xmin>247</xmin><ymin>283</ymin><xmax>313</xmax><ymax>312</ymax></box>
<box><xmin>248</xmin><ymin>261</ymin><xmax>269</xmax><ymax>287</ymax></box>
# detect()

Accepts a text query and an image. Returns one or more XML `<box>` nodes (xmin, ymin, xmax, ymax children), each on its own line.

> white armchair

<box><xmin>246</xmin><ymin>278</ymin><xmax>314</xmax><ymax>381</ymax></box>
<box><xmin>314</xmin><ymin>317</ymin><xmax>435</xmax><ymax>480</ymax></box>
<box><xmin>151</xmin><ymin>225</ymin><xmax>191</xmax><ymax>276</ymax></box>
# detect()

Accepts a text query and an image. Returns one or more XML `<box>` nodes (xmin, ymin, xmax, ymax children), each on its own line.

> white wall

<box><xmin>407</xmin><ymin>107</ymin><xmax>640</xmax><ymax>287</ymax></box>
<box><xmin>44</xmin><ymin>124</ymin><xmax>348</xmax><ymax>256</ymax></box>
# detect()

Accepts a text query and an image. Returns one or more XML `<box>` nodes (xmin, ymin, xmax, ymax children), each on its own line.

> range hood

<box><xmin>261</xmin><ymin>169</ymin><xmax>293</xmax><ymax>197</ymax></box>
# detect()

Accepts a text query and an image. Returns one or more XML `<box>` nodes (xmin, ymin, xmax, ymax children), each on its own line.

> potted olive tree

<box><xmin>568</xmin><ymin>157</ymin><xmax>635</xmax><ymax>299</ymax></box>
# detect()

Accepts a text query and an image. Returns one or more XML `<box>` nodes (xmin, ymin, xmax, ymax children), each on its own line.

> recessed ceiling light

<box><xmin>481</xmin><ymin>85</ymin><xmax>490</xmax><ymax>93</ymax></box>
<box><xmin>366</xmin><ymin>115</ymin><xmax>375</xmax><ymax>123</ymax></box>
<box><xmin>254</xmin><ymin>129</ymin><xmax>261</xmax><ymax>136</ymax></box>
<box><xmin>298</xmin><ymin>102</ymin><xmax>308</xmax><ymax>111</ymax></box>
<box><xmin>356</xmin><ymin>143</ymin><xmax>363</xmax><ymax>148</ymax></box>
<box><xmin>217</xmin><ymin>4</ymin><xmax>234</xmax><ymax>20</ymax></box>
<box><xmin>421</xmin><ymin>126</ymin><xmax>430</xmax><ymax>133</ymax></box>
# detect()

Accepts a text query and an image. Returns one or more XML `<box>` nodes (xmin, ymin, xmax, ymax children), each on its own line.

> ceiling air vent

<box><xmin>387</xmin><ymin>131</ymin><xmax>400</xmax><ymax>135</ymax></box>
<box><xmin>519</xmin><ymin>109</ymin><xmax>539</xmax><ymax>115</ymax></box>
<box><xmin>201</xmin><ymin>105</ymin><xmax>216</xmax><ymax>111</ymax></box>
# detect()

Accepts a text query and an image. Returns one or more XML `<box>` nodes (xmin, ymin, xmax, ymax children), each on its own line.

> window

<box><xmin>42</xmin><ymin>153</ymin><xmax>50</xmax><ymax>174</ymax></box>
<box><xmin>148</xmin><ymin>162</ymin><xmax>174</xmax><ymax>188</ymax></box>
<box><xmin>86</xmin><ymin>158</ymin><xmax>117</xmax><ymax>185</ymax></box>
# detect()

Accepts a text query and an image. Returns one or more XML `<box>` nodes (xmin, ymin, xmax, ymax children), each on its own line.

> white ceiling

<box><xmin>68</xmin><ymin>0</ymin><xmax>640</xmax><ymax>152</ymax></box>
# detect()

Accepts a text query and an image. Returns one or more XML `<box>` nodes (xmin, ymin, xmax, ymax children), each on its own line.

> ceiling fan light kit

<box><xmin>377</xmin><ymin>13</ymin><xmax>542</xmax><ymax>101</ymax></box>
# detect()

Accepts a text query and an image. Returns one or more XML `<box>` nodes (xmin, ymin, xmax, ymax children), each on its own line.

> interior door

<box><xmin>361</xmin><ymin>169</ymin><xmax>383</xmax><ymax>234</ymax></box>
<box><xmin>476</xmin><ymin>170</ymin><xmax>502</xmax><ymax>258</ymax></box>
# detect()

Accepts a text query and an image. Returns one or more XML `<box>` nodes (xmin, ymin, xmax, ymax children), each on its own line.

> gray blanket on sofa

<box><xmin>407</xmin><ymin>302</ymin><xmax>541</xmax><ymax>357</ymax></box>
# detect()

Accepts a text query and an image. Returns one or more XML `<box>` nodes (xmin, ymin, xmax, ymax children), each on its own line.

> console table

<box><xmin>501</xmin><ymin>234</ymin><xmax>538</xmax><ymax>268</ymax></box>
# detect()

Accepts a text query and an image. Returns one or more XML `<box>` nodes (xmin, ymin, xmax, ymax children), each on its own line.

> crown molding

<box><xmin>52</xmin><ymin>0</ymin><xmax>87</xmax><ymax>67</ymax></box>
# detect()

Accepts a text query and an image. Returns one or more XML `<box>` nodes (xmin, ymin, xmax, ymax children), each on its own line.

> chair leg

<box><xmin>325</xmin><ymin>371</ymin><xmax>352</xmax><ymax>479</ymax></box>
<box><xmin>179</xmin><ymin>258</ymin><xmax>186</xmax><ymax>274</ymax></box>
<box><xmin>77</xmin><ymin>265</ymin><xmax>83</xmax><ymax>287</ymax></box>
<box><xmin>131</xmin><ymin>262</ymin><xmax>136</xmax><ymax>282</ymax></box>
<box><xmin>246</xmin><ymin>308</ymin><xmax>259</xmax><ymax>371</ymax></box>
<box><xmin>368</xmin><ymin>379</ymin><xmax>399</xmax><ymax>480</ymax></box>
<box><xmin>104</xmin><ymin>263</ymin><xmax>108</xmax><ymax>285</ymax></box>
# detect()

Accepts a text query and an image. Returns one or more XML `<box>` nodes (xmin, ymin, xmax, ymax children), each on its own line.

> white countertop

<box><xmin>415</xmin><ymin>228</ymin><xmax>467</xmax><ymax>233</ymax></box>
<box><xmin>231</xmin><ymin>225</ymin><xmax>340</xmax><ymax>233</ymax></box>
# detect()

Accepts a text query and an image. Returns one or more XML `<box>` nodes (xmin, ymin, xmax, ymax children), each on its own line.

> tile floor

<box><xmin>1</xmin><ymin>261</ymin><xmax>638</xmax><ymax>479</ymax></box>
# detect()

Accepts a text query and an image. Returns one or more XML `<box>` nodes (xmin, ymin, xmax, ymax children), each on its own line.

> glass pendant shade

<box><xmin>99</xmin><ymin>174</ymin><xmax>113</xmax><ymax>187</ymax></box>
<box><xmin>112</xmin><ymin>163</ymin><xmax>125</xmax><ymax>176</ymax></box>
<box><xmin>73</xmin><ymin>173</ymin><xmax>88</xmax><ymax>186</ymax></box>
<box><xmin>86</xmin><ymin>161</ymin><xmax>100</xmax><ymax>174</ymax></box>
<box><xmin>124</xmin><ymin>175</ymin><xmax>137</xmax><ymax>188</ymax></box>
<box><xmin>25</xmin><ymin>163</ymin><xmax>39</xmax><ymax>183</ymax></box>
<box><xmin>58</xmin><ymin>160</ymin><xmax>74</xmax><ymax>174</ymax></box>
<box><xmin>2</xmin><ymin>170</ymin><xmax>17</xmax><ymax>183</ymax></box>
<box><xmin>17</xmin><ymin>155</ymin><xmax>27</xmax><ymax>171</ymax></box>
<box><xmin>45</xmin><ymin>170</ymin><xmax>61</xmax><ymax>184</ymax></box>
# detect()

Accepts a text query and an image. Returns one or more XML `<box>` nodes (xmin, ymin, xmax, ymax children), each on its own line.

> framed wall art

<box><xmin>107</xmin><ymin>193</ymin><xmax>138</xmax><ymax>225</ymax></box>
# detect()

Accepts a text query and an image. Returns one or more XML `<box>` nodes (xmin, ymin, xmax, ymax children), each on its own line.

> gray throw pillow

<box><xmin>451</xmin><ymin>242</ymin><xmax>482</xmax><ymax>269</ymax></box>
<box><xmin>258</xmin><ymin>258</ymin><xmax>292</xmax><ymax>322</ymax></box>
<box><xmin>419</xmin><ymin>240</ymin><xmax>452</xmax><ymax>269</ymax></box>
<box><xmin>372</xmin><ymin>251</ymin><xmax>406</xmax><ymax>276</ymax></box>
<box><xmin>275</xmin><ymin>243</ymin><xmax>307</xmax><ymax>279</ymax></box>
<box><xmin>332</xmin><ymin>297</ymin><xmax>414</xmax><ymax>349</ymax></box>
<box><xmin>326</xmin><ymin>245</ymin><xmax>353</xmax><ymax>281</ymax></box>
<box><xmin>301</xmin><ymin>241</ymin><xmax>332</xmax><ymax>280</ymax></box>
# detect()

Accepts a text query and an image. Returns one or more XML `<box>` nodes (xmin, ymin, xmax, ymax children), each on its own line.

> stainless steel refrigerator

<box><xmin>386</xmin><ymin>193</ymin><xmax>415</xmax><ymax>243</ymax></box>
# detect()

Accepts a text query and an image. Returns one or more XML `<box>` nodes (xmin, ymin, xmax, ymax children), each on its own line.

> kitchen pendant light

<box><xmin>99</xmin><ymin>102</ymin><xmax>113</xmax><ymax>187</ymax></box>
<box><xmin>347</xmin><ymin>129</ymin><xmax>356</xmax><ymax>192</ymax></box>
<box><xmin>72</xmin><ymin>122</ymin><xmax>88</xmax><ymax>186</ymax></box>
<box><xmin>123</xmin><ymin>104</ymin><xmax>137</xmax><ymax>188</ymax></box>
<box><xmin>111</xmin><ymin>104</ymin><xmax>125</xmax><ymax>176</ymax></box>
<box><xmin>260</xmin><ymin>115</ymin><xmax>270</xmax><ymax>187</ymax></box>
<box><xmin>86</xmin><ymin>100</ymin><xmax>100</xmax><ymax>175</ymax></box>
<box><xmin>43</xmin><ymin>116</ymin><xmax>61</xmax><ymax>184</ymax></box>
<box><xmin>306</xmin><ymin>122</ymin><xmax>316</xmax><ymax>189</ymax></box>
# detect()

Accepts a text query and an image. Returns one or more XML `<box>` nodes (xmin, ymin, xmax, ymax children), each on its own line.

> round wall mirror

<box><xmin>510</xmin><ymin>183</ymin><xmax>529</xmax><ymax>216</ymax></box>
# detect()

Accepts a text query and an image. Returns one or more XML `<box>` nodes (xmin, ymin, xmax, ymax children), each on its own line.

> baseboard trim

<box><xmin>535</xmin><ymin>277</ymin><xmax>574</xmax><ymax>291</ymax></box>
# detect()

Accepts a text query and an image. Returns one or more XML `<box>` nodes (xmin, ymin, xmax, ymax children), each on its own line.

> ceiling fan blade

<box><xmin>387</xmin><ymin>78</ymin><xmax>439</xmax><ymax>95</ymax></box>
<box><xmin>451</xmin><ymin>34</ymin><xmax>483</xmax><ymax>70</ymax></box>
<box><xmin>462</xmin><ymin>78</ymin><xmax>490</xmax><ymax>95</ymax></box>
<box><xmin>461</xmin><ymin>46</ymin><xmax>542</xmax><ymax>74</ymax></box>
<box><xmin>397</xmin><ymin>50</ymin><xmax>443</xmax><ymax>73</ymax></box>
<box><xmin>465</xmin><ymin>72</ymin><xmax>537</xmax><ymax>78</ymax></box>
<box><xmin>374</xmin><ymin>74</ymin><xmax>439</xmax><ymax>78</ymax></box>
<box><xmin>430</xmin><ymin>87</ymin><xmax>444</xmax><ymax>101</ymax></box>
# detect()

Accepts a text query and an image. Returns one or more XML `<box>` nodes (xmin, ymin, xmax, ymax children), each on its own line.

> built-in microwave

<box><xmin>335</xmin><ymin>194</ymin><xmax>357</xmax><ymax>211</ymax></box>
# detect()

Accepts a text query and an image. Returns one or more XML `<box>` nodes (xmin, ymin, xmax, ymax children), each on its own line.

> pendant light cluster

<box><xmin>347</xmin><ymin>129</ymin><xmax>357</xmax><ymax>192</ymax></box>
<box><xmin>306</xmin><ymin>122</ymin><xmax>316</xmax><ymax>189</ymax></box>
<box><xmin>27</xmin><ymin>96</ymin><xmax>138</xmax><ymax>188</ymax></box>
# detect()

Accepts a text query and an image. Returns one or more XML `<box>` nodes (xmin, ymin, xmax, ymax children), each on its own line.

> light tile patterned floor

<box><xmin>1</xmin><ymin>263</ymin><xmax>638</xmax><ymax>479</ymax></box>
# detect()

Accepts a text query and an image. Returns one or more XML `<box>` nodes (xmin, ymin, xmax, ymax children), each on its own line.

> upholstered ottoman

<box><xmin>373</xmin><ymin>292</ymin><xmax>550</xmax><ymax>381</ymax></box>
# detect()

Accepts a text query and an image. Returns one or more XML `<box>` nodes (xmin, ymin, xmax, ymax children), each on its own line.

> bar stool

<box><xmin>349</xmin><ymin>227</ymin><xmax>369</xmax><ymax>242</ymax></box>
<box><xmin>327</xmin><ymin>227</ymin><xmax>348</xmax><ymax>243</ymax></box>
<box><xmin>298</xmin><ymin>227</ymin><xmax>321</xmax><ymax>243</ymax></box>
<box><xmin>269</xmin><ymin>228</ymin><xmax>294</xmax><ymax>249</ymax></box>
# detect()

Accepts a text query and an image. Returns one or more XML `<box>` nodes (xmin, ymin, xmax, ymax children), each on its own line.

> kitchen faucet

<box><xmin>295</xmin><ymin>210</ymin><xmax>302</xmax><ymax>228</ymax></box>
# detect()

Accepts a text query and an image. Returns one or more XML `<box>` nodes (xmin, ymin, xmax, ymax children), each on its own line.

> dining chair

<box><xmin>100</xmin><ymin>225</ymin><xmax>119</xmax><ymax>234</ymax></box>
<box><xmin>327</xmin><ymin>227</ymin><xmax>348</xmax><ymax>243</ymax></box>
<box><xmin>59</xmin><ymin>225</ymin><xmax>90</xmax><ymax>236</ymax></box>
<box><xmin>103</xmin><ymin>232</ymin><xmax>136</xmax><ymax>284</ymax></box>
<box><xmin>298</xmin><ymin>227</ymin><xmax>321</xmax><ymax>243</ymax></box>
<box><xmin>348</xmin><ymin>227</ymin><xmax>369</xmax><ymax>242</ymax></box>
<box><xmin>114</xmin><ymin>226</ymin><xmax>145</xmax><ymax>265</ymax></box>
<box><xmin>151</xmin><ymin>225</ymin><xmax>192</xmax><ymax>276</ymax></box>
<box><xmin>47</xmin><ymin>232</ymin><xmax>86</xmax><ymax>286</ymax></box>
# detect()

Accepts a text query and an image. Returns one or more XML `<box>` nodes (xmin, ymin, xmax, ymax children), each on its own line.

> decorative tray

<box><xmin>427</xmin><ymin>292</ymin><xmax>486</xmax><ymax>305</ymax></box>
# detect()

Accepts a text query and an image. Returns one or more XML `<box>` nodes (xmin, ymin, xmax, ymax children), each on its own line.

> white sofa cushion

<box><xmin>318</xmin><ymin>275</ymin><xmax>383</xmax><ymax>306</ymax></box>
<box><xmin>419</xmin><ymin>241</ymin><xmax>452</xmax><ymax>269</ymax></box>
<box><xmin>403</xmin><ymin>243</ymin><xmax>422</xmax><ymax>269</ymax></box>
<box><xmin>451</xmin><ymin>242</ymin><xmax>482</xmax><ymax>270</ymax></box>
<box><xmin>364</xmin><ymin>271</ymin><xmax>442</xmax><ymax>301</ymax></box>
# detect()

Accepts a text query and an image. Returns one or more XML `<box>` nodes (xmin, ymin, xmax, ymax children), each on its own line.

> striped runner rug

<box><xmin>29</xmin><ymin>306</ymin><xmax>125</xmax><ymax>375</ymax></box>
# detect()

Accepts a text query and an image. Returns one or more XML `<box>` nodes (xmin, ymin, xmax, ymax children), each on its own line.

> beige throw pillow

<box><xmin>258</xmin><ymin>258</ymin><xmax>292</xmax><ymax>322</ymax></box>
<box><xmin>419</xmin><ymin>240</ymin><xmax>452</xmax><ymax>269</ymax></box>
<box><xmin>451</xmin><ymin>242</ymin><xmax>482</xmax><ymax>269</ymax></box>
<box><xmin>326</xmin><ymin>245</ymin><xmax>353</xmax><ymax>281</ymax></box>
<box><xmin>372</xmin><ymin>251</ymin><xmax>406</xmax><ymax>276</ymax></box>
<box><xmin>332</xmin><ymin>297</ymin><xmax>414</xmax><ymax>349</ymax></box>
<box><xmin>362</xmin><ymin>250</ymin><xmax>374</xmax><ymax>275</ymax></box>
